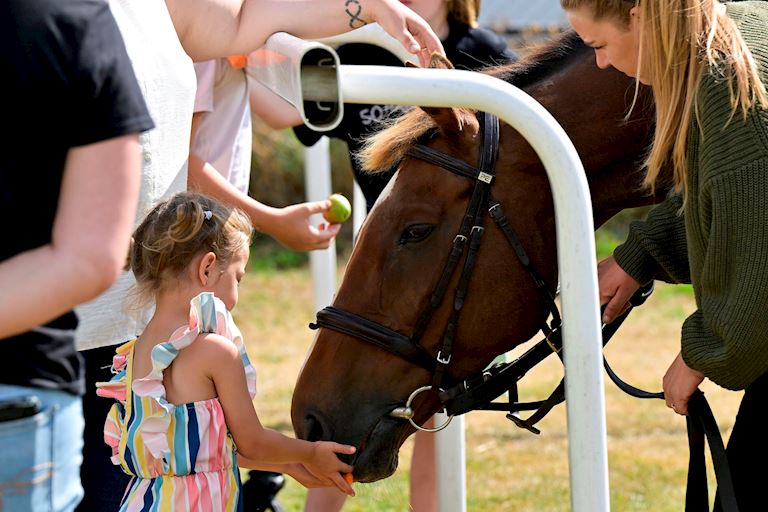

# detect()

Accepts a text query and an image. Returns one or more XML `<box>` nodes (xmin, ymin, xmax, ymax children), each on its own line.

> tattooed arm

<box><xmin>166</xmin><ymin>0</ymin><xmax>442</xmax><ymax>65</ymax></box>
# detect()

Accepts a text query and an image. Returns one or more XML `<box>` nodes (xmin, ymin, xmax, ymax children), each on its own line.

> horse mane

<box><xmin>359</xmin><ymin>31</ymin><xmax>587</xmax><ymax>173</ymax></box>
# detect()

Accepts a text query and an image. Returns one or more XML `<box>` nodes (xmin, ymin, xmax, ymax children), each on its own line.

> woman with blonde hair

<box><xmin>561</xmin><ymin>0</ymin><xmax>768</xmax><ymax>509</ymax></box>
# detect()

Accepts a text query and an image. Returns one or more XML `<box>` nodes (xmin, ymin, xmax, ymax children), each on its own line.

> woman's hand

<box><xmin>305</xmin><ymin>441</ymin><xmax>356</xmax><ymax>496</ymax></box>
<box><xmin>597</xmin><ymin>256</ymin><xmax>641</xmax><ymax>324</ymax></box>
<box><xmin>367</xmin><ymin>0</ymin><xmax>445</xmax><ymax>66</ymax></box>
<box><xmin>663</xmin><ymin>352</ymin><xmax>705</xmax><ymax>416</ymax></box>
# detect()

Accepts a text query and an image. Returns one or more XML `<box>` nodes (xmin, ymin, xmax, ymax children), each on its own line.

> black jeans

<box><xmin>712</xmin><ymin>371</ymin><xmax>768</xmax><ymax>512</ymax></box>
<box><xmin>76</xmin><ymin>344</ymin><xmax>130</xmax><ymax>512</ymax></box>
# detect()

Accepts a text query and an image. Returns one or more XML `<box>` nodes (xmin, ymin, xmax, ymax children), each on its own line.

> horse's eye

<box><xmin>399</xmin><ymin>224</ymin><xmax>434</xmax><ymax>244</ymax></box>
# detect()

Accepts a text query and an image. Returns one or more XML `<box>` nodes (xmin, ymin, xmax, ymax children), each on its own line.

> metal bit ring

<box><xmin>405</xmin><ymin>386</ymin><xmax>453</xmax><ymax>433</ymax></box>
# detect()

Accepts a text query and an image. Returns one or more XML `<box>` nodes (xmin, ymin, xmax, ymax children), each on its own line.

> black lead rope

<box><xmin>441</xmin><ymin>281</ymin><xmax>738</xmax><ymax>511</ymax></box>
<box><xmin>556</xmin><ymin>284</ymin><xmax>739</xmax><ymax>512</ymax></box>
<box><xmin>601</xmin><ymin>296</ymin><xmax>739</xmax><ymax>512</ymax></box>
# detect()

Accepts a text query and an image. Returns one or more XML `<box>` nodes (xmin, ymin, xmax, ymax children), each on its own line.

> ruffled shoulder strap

<box><xmin>95</xmin><ymin>339</ymin><xmax>135</xmax><ymax>402</ymax></box>
<box><xmin>189</xmin><ymin>293</ymin><xmax>257</xmax><ymax>399</ymax></box>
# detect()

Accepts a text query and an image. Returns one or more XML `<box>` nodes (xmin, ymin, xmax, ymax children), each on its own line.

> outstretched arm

<box><xmin>205</xmin><ymin>334</ymin><xmax>356</xmax><ymax>495</ymax></box>
<box><xmin>248</xmin><ymin>78</ymin><xmax>303</xmax><ymax>130</ymax></box>
<box><xmin>188</xmin><ymin>113</ymin><xmax>340</xmax><ymax>250</ymax></box>
<box><xmin>166</xmin><ymin>0</ymin><xmax>442</xmax><ymax>65</ymax></box>
<box><xmin>0</xmin><ymin>135</ymin><xmax>140</xmax><ymax>338</ymax></box>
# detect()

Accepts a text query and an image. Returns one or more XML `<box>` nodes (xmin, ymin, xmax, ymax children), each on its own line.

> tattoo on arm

<box><xmin>345</xmin><ymin>0</ymin><xmax>366</xmax><ymax>29</ymax></box>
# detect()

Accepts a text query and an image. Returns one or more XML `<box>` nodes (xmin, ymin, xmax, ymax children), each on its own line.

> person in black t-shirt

<box><xmin>0</xmin><ymin>0</ymin><xmax>153</xmax><ymax>509</ymax></box>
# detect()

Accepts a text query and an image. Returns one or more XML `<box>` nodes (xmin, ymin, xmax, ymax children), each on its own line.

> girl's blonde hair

<box><xmin>450</xmin><ymin>0</ymin><xmax>480</xmax><ymax>27</ymax></box>
<box><xmin>127</xmin><ymin>192</ymin><xmax>252</xmax><ymax>303</ymax></box>
<box><xmin>561</xmin><ymin>0</ymin><xmax>768</xmax><ymax>194</ymax></box>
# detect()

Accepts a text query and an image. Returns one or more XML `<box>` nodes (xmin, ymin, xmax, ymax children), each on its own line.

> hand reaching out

<box><xmin>263</xmin><ymin>200</ymin><xmax>341</xmax><ymax>251</ymax></box>
<box><xmin>368</xmin><ymin>0</ymin><xmax>445</xmax><ymax>67</ymax></box>
<box><xmin>304</xmin><ymin>441</ymin><xmax>356</xmax><ymax>496</ymax></box>
<box><xmin>281</xmin><ymin>463</ymin><xmax>326</xmax><ymax>488</ymax></box>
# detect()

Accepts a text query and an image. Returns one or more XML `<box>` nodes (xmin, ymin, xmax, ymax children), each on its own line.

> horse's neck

<box><xmin>500</xmin><ymin>58</ymin><xmax>657</xmax><ymax>225</ymax></box>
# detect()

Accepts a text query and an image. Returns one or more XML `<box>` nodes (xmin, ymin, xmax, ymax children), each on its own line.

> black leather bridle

<box><xmin>310</xmin><ymin>111</ymin><xmax>563</xmax><ymax>430</ymax></box>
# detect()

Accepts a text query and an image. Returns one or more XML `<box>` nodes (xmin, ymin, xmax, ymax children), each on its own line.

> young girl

<box><xmin>97</xmin><ymin>192</ymin><xmax>355</xmax><ymax>510</ymax></box>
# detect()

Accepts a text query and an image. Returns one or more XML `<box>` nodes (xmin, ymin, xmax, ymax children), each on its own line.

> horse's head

<box><xmin>292</xmin><ymin>33</ymin><xmax>663</xmax><ymax>482</ymax></box>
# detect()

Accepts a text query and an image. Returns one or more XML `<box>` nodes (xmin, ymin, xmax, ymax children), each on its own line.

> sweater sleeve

<box><xmin>613</xmin><ymin>194</ymin><xmax>691</xmax><ymax>285</ymax></box>
<box><xmin>681</xmin><ymin>160</ymin><xmax>768</xmax><ymax>390</ymax></box>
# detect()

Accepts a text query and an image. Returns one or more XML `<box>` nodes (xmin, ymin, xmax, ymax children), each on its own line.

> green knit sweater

<box><xmin>614</xmin><ymin>2</ymin><xmax>768</xmax><ymax>391</ymax></box>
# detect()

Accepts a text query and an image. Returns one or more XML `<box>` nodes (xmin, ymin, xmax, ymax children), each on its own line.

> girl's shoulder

<box><xmin>187</xmin><ymin>292</ymin><xmax>257</xmax><ymax>397</ymax></box>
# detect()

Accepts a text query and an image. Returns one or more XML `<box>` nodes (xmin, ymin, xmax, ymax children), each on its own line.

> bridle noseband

<box><xmin>310</xmin><ymin>111</ymin><xmax>561</xmax><ymax>431</ymax></box>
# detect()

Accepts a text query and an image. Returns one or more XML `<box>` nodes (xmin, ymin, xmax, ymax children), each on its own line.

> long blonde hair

<box><xmin>561</xmin><ymin>0</ymin><xmax>768</xmax><ymax>193</ymax></box>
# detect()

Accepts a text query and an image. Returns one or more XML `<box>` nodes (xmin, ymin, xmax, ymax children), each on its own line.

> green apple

<box><xmin>323</xmin><ymin>193</ymin><xmax>352</xmax><ymax>224</ymax></box>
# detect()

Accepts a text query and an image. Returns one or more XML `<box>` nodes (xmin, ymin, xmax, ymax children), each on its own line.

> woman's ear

<box><xmin>197</xmin><ymin>252</ymin><xmax>217</xmax><ymax>286</ymax></box>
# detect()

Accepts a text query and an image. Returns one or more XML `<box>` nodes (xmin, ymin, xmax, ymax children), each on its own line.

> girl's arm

<box><xmin>237</xmin><ymin>459</ymin><xmax>327</xmax><ymax>489</ymax></box>
<box><xmin>0</xmin><ymin>135</ymin><xmax>140</xmax><ymax>338</ymax></box>
<box><xmin>203</xmin><ymin>333</ymin><xmax>356</xmax><ymax>495</ymax></box>
<box><xmin>165</xmin><ymin>0</ymin><xmax>442</xmax><ymax>65</ymax></box>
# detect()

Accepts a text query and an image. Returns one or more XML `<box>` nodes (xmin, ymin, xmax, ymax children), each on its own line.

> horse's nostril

<box><xmin>305</xmin><ymin>414</ymin><xmax>324</xmax><ymax>442</ymax></box>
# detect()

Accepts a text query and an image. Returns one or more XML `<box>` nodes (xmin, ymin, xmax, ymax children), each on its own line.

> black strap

<box><xmin>598</xmin><ymin>286</ymin><xmax>739</xmax><ymax>512</ymax></box>
<box><xmin>309</xmin><ymin>307</ymin><xmax>436</xmax><ymax>372</ymax></box>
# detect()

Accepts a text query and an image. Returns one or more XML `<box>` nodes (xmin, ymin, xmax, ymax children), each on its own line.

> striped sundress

<box><xmin>97</xmin><ymin>292</ymin><xmax>257</xmax><ymax>511</ymax></box>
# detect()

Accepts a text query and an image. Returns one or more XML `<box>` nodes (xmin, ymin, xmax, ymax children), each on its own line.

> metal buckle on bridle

<box><xmin>388</xmin><ymin>386</ymin><xmax>453</xmax><ymax>433</ymax></box>
<box><xmin>477</xmin><ymin>171</ymin><xmax>493</xmax><ymax>184</ymax></box>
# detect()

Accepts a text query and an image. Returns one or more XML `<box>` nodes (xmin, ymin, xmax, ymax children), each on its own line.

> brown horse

<box><xmin>291</xmin><ymin>31</ymin><xmax>664</xmax><ymax>483</ymax></box>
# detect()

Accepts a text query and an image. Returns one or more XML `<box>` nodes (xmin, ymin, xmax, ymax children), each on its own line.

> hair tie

<box><xmin>203</xmin><ymin>210</ymin><xmax>213</xmax><ymax>221</ymax></box>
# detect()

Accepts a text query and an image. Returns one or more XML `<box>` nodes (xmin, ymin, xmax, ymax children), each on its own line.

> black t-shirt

<box><xmin>294</xmin><ymin>20</ymin><xmax>516</xmax><ymax>210</ymax></box>
<box><xmin>0</xmin><ymin>0</ymin><xmax>154</xmax><ymax>395</ymax></box>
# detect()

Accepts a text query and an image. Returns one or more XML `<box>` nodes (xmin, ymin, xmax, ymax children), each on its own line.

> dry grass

<box><xmin>234</xmin><ymin>263</ymin><xmax>742</xmax><ymax>511</ymax></box>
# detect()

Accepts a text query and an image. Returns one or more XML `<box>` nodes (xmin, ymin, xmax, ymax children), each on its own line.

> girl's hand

<box><xmin>663</xmin><ymin>352</ymin><xmax>705</xmax><ymax>416</ymax></box>
<box><xmin>282</xmin><ymin>463</ymin><xmax>326</xmax><ymax>488</ymax></box>
<box><xmin>597</xmin><ymin>256</ymin><xmax>641</xmax><ymax>324</ymax></box>
<box><xmin>306</xmin><ymin>441</ymin><xmax>356</xmax><ymax>496</ymax></box>
<box><xmin>368</xmin><ymin>0</ymin><xmax>444</xmax><ymax>66</ymax></box>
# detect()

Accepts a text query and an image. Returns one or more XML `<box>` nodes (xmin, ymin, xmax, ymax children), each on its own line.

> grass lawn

<box><xmin>233</xmin><ymin>254</ymin><xmax>741</xmax><ymax>511</ymax></box>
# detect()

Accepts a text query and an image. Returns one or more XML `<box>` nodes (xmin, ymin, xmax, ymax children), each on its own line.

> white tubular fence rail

<box><xmin>254</xmin><ymin>26</ymin><xmax>610</xmax><ymax>512</ymax></box>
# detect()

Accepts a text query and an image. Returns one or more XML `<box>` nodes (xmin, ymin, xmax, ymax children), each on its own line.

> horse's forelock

<box><xmin>357</xmin><ymin>108</ymin><xmax>436</xmax><ymax>173</ymax></box>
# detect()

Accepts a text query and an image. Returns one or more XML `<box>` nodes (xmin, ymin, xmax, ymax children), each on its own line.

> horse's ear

<box><xmin>429</xmin><ymin>53</ymin><xmax>454</xmax><ymax>70</ymax></box>
<box><xmin>402</xmin><ymin>53</ymin><xmax>454</xmax><ymax>69</ymax></box>
<box><xmin>420</xmin><ymin>106</ymin><xmax>478</xmax><ymax>136</ymax></box>
<box><xmin>420</xmin><ymin>53</ymin><xmax>468</xmax><ymax>134</ymax></box>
